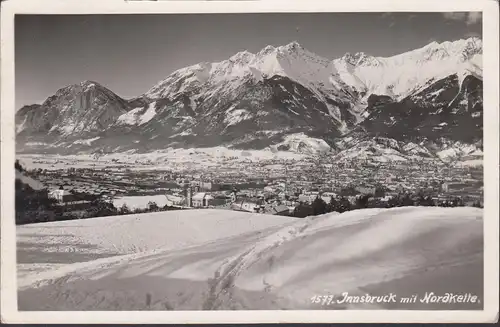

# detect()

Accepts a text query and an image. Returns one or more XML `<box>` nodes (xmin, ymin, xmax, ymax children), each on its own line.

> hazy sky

<box><xmin>15</xmin><ymin>12</ymin><xmax>482</xmax><ymax>108</ymax></box>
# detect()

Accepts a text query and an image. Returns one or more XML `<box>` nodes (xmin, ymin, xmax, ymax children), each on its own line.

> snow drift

<box><xmin>17</xmin><ymin>207</ymin><xmax>483</xmax><ymax>310</ymax></box>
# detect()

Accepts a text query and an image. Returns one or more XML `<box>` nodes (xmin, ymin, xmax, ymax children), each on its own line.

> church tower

<box><xmin>186</xmin><ymin>187</ymin><xmax>193</xmax><ymax>207</ymax></box>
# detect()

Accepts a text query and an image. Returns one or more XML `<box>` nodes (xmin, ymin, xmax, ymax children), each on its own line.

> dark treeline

<box><xmin>292</xmin><ymin>192</ymin><xmax>482</xmax><ymax>218</ymax></box>
<box><xmin>15</xmin><ymin>178</ymin><xmax>59</xmax><ymax>225</ymax></box>
<box><xmin>15</xmin><ymin>179</ymin><xmax>185</xmax><ymax>225</ymax></box>
<box><xmin>15</xmin><ymin>164</ymin><xmax>185</xmax><ymax>225</ymax></box>
<box><xmin>15</xmin><ymin>159</ymin><xmax>187</xmax><ymax>225</ymax></box>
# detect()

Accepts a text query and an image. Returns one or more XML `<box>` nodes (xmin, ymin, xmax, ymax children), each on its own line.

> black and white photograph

<box><xmin>1</xmin><ymin>0</ymin><xmax>498</xmax><ymax>323</ymax></box>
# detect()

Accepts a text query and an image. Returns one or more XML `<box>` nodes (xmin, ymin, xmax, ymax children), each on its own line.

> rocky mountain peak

<box><xmin>258</xmin><ymin>45</ymin><xmax>276</xmax><ymax>56</ymax></box>
<box><xmin>419</xmin><ymin>37</ymin><xmax>482</xmax><ymax>62</ymax></box>
<box><xmin>341</xmin><ymin>51</ymin><xmax>379</xmax><ymax>66</ymax></box>
<box><xmin>279</xmin><ymin>41</ymin><xmax>303</xmax><ymax>52</ymax></box>
<box><xmin>229</xmin><ymin>50</ymin><xmax>255</xmax><ymax>64</ymax></box>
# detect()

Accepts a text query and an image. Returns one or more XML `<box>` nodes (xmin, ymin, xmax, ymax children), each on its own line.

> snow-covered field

<box><xmin>17</xmin><ymin>139</ymin><xmax>482</xmax><ymax>173</ymax></box>
<box><xmin>17</xmin><ymin>207</ymin><xmax>483</xmax><ymax>310</ymax></box>
<box><xmin>17</xmin><ymin>148</ymin><xmax>307</xmax><ymax>172</ymax></box>
<box><xmin>17</xmin><ymin>210</ymin><xmax>295</xmax><ymax>280</ymax></box>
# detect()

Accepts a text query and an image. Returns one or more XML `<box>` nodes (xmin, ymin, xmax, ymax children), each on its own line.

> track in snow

<box><xmin>17</xmin><ymin>207</ymin><xmax>483</xmax><ymax>310</ymax></box>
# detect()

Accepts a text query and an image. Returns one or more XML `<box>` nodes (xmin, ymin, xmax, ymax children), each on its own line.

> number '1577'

<box><xmin>311</xmin><ymin>295</ymin><xmax>335</xmax><ymax>305</ymax></box>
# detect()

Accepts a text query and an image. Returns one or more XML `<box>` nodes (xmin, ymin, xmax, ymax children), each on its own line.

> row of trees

<box><xmin>292</xmin><ymin>192</ymin><xmax>481</xmax><ymax>218</ymax></box>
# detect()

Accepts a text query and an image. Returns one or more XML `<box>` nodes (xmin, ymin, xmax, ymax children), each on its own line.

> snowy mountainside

<box><xmin>331</xmin><ymin>134</ymin><xmax>482</xmax><ymax>164</ymax></box>
<box><xmin>361</xmin><ymin>73</ymin><xmax>483</xmax><ymax>145</ymax></box>
<box><xmin>144</xmin><ymin>41</ymin><xmax>361</xmax><ymax>125</ymax></box>
<box><xmin>331</xmin><ymin>37</ymin><xmax>482</xmax><ymax>101</ymax></box>
<box><xmin>15</xmin><ymin>38</ymin><xmax>483</xmax><ymax>158</ymax></box>
<box><xmin>16</xmin><ymin>81</ymin><xmax>133</xmax><ymax>152</ymax></box>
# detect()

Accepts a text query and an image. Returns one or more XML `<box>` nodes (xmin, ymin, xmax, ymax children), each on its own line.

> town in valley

<box><xmin>16</xmin><ymin>148</ymin><xmax>483</xmax><ymax>223</ymax></box>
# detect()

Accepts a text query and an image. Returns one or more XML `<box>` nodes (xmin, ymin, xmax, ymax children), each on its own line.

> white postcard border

<box><xmin>1</xmin><ymin>0</ymin><xmax>498</xmax><ymax>323</ymax></box>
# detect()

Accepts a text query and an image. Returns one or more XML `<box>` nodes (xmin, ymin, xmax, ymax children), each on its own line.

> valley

<box><xmin>18</xmin><ymin>145</ymin><xmax>483</xmax><ymax>213</ymax></box>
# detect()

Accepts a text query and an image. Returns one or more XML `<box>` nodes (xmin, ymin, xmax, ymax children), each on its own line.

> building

<box><xmin>200</xmin><ymin>181</ymin><xmax>213</xmax><ymax>191</ymax></box>
<box><xmin>355</xmin><ymin>186</ymin><xmax>376</xmax><ymax>195</ymax></box>
<box><xmin>190</xmin><ymin>180</ymin><xmax>213</xmax><ymax>191</ymax></box>
<box><xmin>322</xmin><ymin>192</ymin><xmax>337</xmax><ymax>198</ymax></box>
<box><xmin>298</xmin><ymin>194</ymin><xmax>316</xmax><ymax>204</ymax></box>
<box><xmin>165</xmin><ymin>194</ymin><xmax>185</xmax><ymax>206</ymax></box>
<box><xmin>231</xmin><ymin>200</ymin><xmax>260</xmax><ymax>213</ymax></box>
<box><xmin>192</xmin><ymin>192</ymin><xmax>215</xmax><ymax>208</ymax></box>
<box><xmin>211</xmin><ymin>195</ymin><xmax>232</xmax><ymax>207</ymax></box>
<box><xmin>262</xmin><ymin>204</ymin><xmax>290</xmax><ymax>216</ymax></box>
<box><xmin>263</xmin><ymin>186</ymin><xmax>276</xmax><ymax>193</ymax></box>
<box><xmin>186</xmin><ymin>187</ymin><xmax>193</xmax><ymax>207</ymax></box>
<box><xmin>48</xmin><ymin>188</ymin><xmax>73</xmax><ymax>202</ymax></box>
<box><xmin>48</xmin><ymin>187</ymin><xmax>96</xmax><ymax>210</ymax></box>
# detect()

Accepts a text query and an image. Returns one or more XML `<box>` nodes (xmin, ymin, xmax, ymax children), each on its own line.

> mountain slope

<box><xmin>331</xmin><ymin>37</ymin><xmax>482</xmax><ymax>101</ymax></box>
<box><xmin>143</xmin><ymin>41</ymin><xmax>362</xmax><ymax>127</ymax></box>
<box><xmin>16</xmin><ymin>81</ymin><xmax>133</xmax><ymax>152</ymax></box>
<box><xmin>361</xmin><ymin>73</ymin><xmax>483</xmax><ymax>144</ymax></box>
<box><xmin>74</xmin><ymin>74</ymin><xmax>349</xmax><ymax>154</ymax></box>
<box><xmin>15</xmin><ymin>38</ymin><xmax>483</xmax><ymax>157</ymax></box>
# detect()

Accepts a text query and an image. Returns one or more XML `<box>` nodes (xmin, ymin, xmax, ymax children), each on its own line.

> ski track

<box><xmin>17</xmin><ymin>207</ymin><xmax>483</xmax><ymax>310</ymax></box>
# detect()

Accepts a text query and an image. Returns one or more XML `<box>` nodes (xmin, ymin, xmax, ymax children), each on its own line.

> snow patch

<box><xmin>436</xmin><ymin>142</ymin><xmax>480</xmax><ymax>160</ymax></box>
<box><xmin>116</xmin><ymin>107</ymin><xmax>143</xmax><ymax>126</ymax></box>
<box><xmin>72</xmin><ymin>137</ymin><xmax>101</xmax><ymax>146</ymax></box>
<box><xmin>224</xmin><ymin>109</ymin><xmax>253</xmax><ymax>126</ymax></box>
<box><xmin>25</xmin><ymin>142</ymin><xmax>50</xmax><ymax>146</ymax></box>
<box><xmin>16</xmin><ymin>116</ymin><xmax>28</xmax><ymax>134</ymax></box>
<box><xmin>249</xmin><ymin>66</ymin><xmax>263</xmax><ymax>82</ymax></box>
<box><xmin>60</xmin><ymin>123</ymin><xmax>77</xmax><ymax>135</ymax></box>
<box><xmin>116</xmin><ymin>102</ymin><xmax>157</xmax><ymax>126</ymax></box>
<box><xmin>274</xmin><ymin>133</ymin><xmax>331</xmax><ymax>154</ymax></box>
<box><xmin>138</xmin><ymin>102</ymin><xmax>157</xmax><ymax>125</ymax></box>
<box><xmin>83</xmin><ymin>83</ymin><xmax>96</xmax><ymax>92</ymax></box>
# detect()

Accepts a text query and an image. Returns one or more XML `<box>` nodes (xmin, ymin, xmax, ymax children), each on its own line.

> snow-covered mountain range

<box><xmin>16</xmin><ymin>37</ymin><xmax>483</xmax><ymax>162</ymax></box>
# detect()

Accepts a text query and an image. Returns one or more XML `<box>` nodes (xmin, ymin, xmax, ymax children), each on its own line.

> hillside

<box><xmin>18</xmin><ymin>207</ymin><xmax>483</xmax><ymax>310</ymax></box>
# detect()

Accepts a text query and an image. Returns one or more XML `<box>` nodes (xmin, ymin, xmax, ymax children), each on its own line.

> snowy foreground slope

<box><xmin>17</xmin><ymin>207</ymin><xmax>483</xmax><ymax>310</ymax></box>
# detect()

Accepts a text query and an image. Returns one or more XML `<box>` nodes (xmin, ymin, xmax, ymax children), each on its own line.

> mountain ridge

<box><xmin>16</xmin><ymin>37</ymin><xmax>483</xmax><ymax>160</ymax></box>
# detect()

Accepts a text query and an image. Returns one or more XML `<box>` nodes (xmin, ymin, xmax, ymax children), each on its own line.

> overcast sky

<box><xmin>15</xmin><ymin>12</ymin><xmax>482</xmax><ymax>108</ymax></box>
